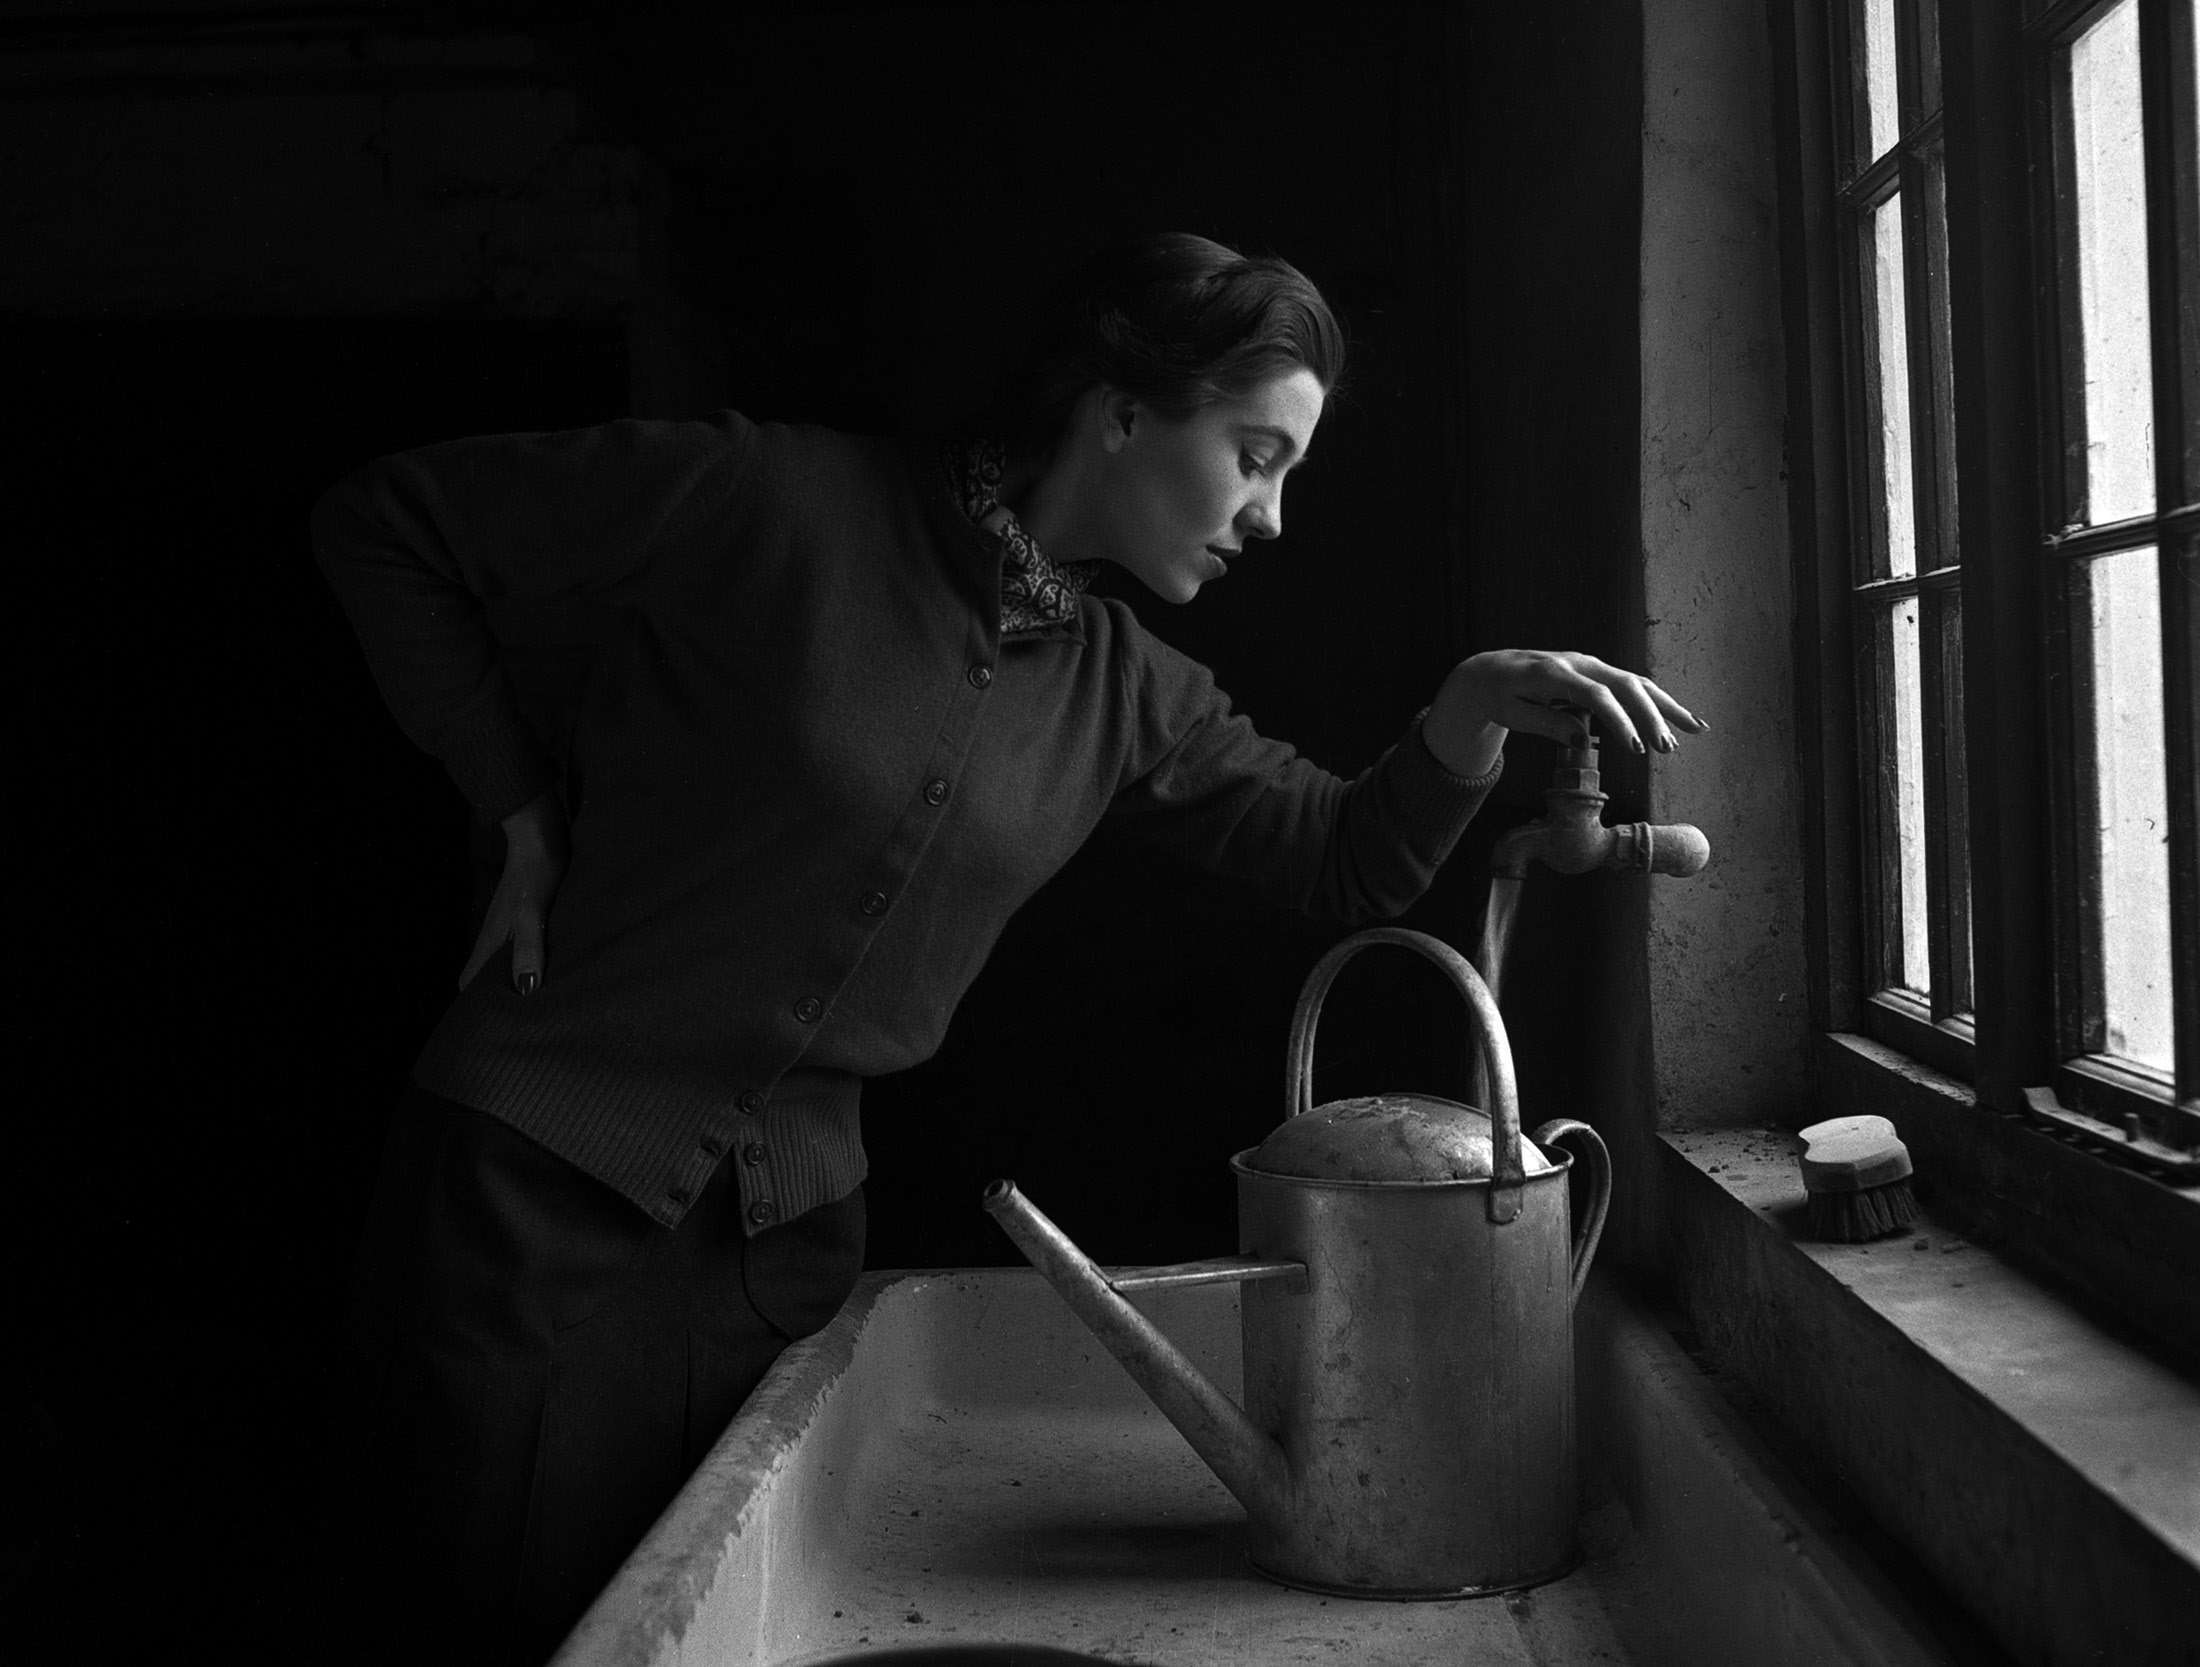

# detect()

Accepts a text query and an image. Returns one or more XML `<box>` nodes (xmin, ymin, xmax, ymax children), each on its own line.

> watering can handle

<box><xmin>1528</xmin><ymin>1118</ymin><xmax>1611</xmax><ymax>1306</ymax></box>
<box><xmin>1285</xmin><ymin>927</ymin><xmax>1526</xmax><ymax>1223</ymax></box>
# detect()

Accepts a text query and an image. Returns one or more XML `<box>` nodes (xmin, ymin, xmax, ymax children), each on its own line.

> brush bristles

<box><xmin>1806</xmin><ymin>1179</ymin><xmax>1920</xmax><ymax>1242</ymax></box>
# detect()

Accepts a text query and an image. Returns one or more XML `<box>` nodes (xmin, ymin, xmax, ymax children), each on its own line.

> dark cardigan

<box><xmin>313</xmin><ymin>411</ymin><xmax>1502</xmax><ymax>1230</ymax></box>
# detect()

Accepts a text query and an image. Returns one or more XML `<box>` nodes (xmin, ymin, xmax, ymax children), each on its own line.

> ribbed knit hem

<box><xmin>743</xmin><ymin>1080</ymin><xmax>869</xmax><ymax>1232</ymax></box>
<box><xmin>413</xmin><ymin>1018</ymin><xmax>867</xmax><ymax>1233</ymax></box>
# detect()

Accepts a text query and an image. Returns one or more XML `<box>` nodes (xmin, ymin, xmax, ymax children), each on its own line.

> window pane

<box><xmin>1890</xmin><ymin>597</ymin><xmax>1931</xmax><ymax>995</ymax></box>
<box><xmin>1939</xmin><ymin>594</ymin><xmax>1974</xmax><ymax>1013</ymax></box>
<box><xmin>2080</xmin><ymin>548</ymin><xmax>2173</xmax><ymax>1071</ymax></box>
<box><xmin>1914</xmin><ymin>0</ymin><xmax>1942</xmax><ymax>117</ymax></box>
<box><xmin>1863</xmin><ymin>0</ymin><xmax>1902</xmax><ymax>158</ymax></box>
<box><xmin>1870</xmin><ymin>194</ymin><xmax>1918</xmax><ymax>580</ymax></box>
<box><xmin>2068</xmin><ymin>0</ymin><xmax>2156</xmax><ymax>524</ymax></box>
<box><xmin>1921</xmin><ymin>144</ymin><xmax>1958</xmax><ymax>570</ymax></box>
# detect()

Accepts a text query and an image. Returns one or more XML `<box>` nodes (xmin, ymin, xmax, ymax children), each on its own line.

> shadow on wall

<box><xmin>10</xmin><ymin>317</ymin><xmax>627</xmax><ymax>1659</ymax></box>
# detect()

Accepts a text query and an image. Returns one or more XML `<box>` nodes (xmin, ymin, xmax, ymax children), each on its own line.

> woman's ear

<box><xmin>1096</xmin><ymin>386</ymin><xmax>1138</xmax><ymax>453</ymax></box>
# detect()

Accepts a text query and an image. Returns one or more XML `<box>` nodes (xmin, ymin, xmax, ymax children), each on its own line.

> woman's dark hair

<box><xmin>997</xmin><ymin>232</ymin><xmax>1346</xmax><ymax>455</ymax></box>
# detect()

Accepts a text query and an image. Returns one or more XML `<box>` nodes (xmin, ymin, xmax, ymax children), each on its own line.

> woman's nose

<box><xmin>1239</xmin><ymin>490</ymin><xmax>1282</xmax><ymax>541</ymax></box>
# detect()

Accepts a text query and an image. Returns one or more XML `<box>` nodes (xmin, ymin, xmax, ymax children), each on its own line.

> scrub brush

<box><xmin>1798</xmin><ymin>1114</ymin><xmax>1920</xmax><ymax>1242</ymax></box>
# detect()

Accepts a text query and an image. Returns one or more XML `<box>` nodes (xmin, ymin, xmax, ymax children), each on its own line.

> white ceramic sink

<box><xmin>552</xmin><ymin>1267</ymin><xmax>1957</xmax><ymax>1667</ymax></box>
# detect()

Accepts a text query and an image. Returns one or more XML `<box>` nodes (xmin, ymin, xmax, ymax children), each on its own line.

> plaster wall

<box><xmin>1638</xmin><ymin>0</ymin><xmax>1812</xmax><ymax>1137</ymax></box>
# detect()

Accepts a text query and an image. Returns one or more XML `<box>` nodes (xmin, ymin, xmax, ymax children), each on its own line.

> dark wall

<box><xmin>543</xmin><ymin>3</ymin><xmax>1649</xmax><ymax>1267</ymax></box>
<box><xmin>1449</xmin><ymin>3</ymin><xmax>1654</xmax><ymax>1252</ymax></box>
<box><xmin>9</xmin><ymin>3</ymin><xmax>1642</xmax><ymax>1654</ymax></box>
<box><xmin>9</xmin><ymin>317</ymin><xmax>630</xmax><ymax>1651</ymax></box>
<box><xmin>577</xmin><ymin>4</ymin><xmax>1474</xmax><ymax>1266</ymax></box>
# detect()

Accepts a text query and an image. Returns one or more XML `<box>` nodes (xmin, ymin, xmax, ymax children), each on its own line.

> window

<box><xmin>2037</xmin><ymin>0</ymin><xmax>2197</xmax><ymax>1141</ymax></box>
<box><xmin>1835</xmin><ymin>0</ymin><xmax>1974</xmax><ymax>1054</ymax></box>
<box><xmin>1797</xmin><ymin>0</ymin><xmax>2197</xmax><ymax>1203</ymax></box>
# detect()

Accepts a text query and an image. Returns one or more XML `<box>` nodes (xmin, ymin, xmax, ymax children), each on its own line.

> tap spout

<box><xmin>1612</xmin><ymin>819</ymin><xmax>1712</xmax><ymax>876</ymax></box>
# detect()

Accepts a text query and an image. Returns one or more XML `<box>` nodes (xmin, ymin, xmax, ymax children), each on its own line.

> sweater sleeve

<box><xmin>310</xmin><ymin>411</ymin><xmax>760</xmax><ymax>821</ymax></box>
<box><xmin>1106</xmin><ymin>621</ymin><xmax>1504</xmax><ymax>924</ymax></box>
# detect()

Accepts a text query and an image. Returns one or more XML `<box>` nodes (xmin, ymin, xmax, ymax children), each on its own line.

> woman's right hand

<box><xmin>1424</xmin><ymin>649</ymin><xmax>1708</xmax><ymax>775</ymax></box>
<box><xmin>460</xmin><ymin>791</ymin><xmax>570</xmax><ymax>995</ymax></box>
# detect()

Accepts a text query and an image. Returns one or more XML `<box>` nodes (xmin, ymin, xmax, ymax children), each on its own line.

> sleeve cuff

<box><xmin>1411</xmin><ymin>707</ymin><xmax>1506</xmax><ymax>792</ymax></box>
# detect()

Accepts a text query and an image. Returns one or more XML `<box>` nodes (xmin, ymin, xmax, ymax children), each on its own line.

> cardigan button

<box><xmin>859</xmin><ymin>889</ymin><xmax>890</xmax><ymax>917</ymax></box>
<box><xmin>739</xmin><ymin>1090</ymin><xmax>765</xmax><ymax>1115</ymax></box>
<box><xmin>743</xmin><ymin>1142</ymin><xmax>768</xmax><ymax>1167</ymax></box>
<box><xmin>794</xmin><ymin>995</ymin><xmax>823</xmax><ymax>1023</ymax></box>
<box><xmin>749</xmin><ymin>1200</ymin><xmax>779</xmax><ymax>1228</ymax></box>
<box><xmin>923</xmin><ymin>777</ymin><xmax>950</xmax><ymax>806</ymax></box>
<box><xmin>967</xmin><ymin>663</ymin><xmax>993</xmax><ymax>690</ymax></box>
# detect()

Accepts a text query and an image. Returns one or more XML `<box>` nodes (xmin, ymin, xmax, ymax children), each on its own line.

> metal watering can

<box><xmin>983</xmin><ymin>926</ymin><xmax>1612</xmax><ymax>1599</ymax></box>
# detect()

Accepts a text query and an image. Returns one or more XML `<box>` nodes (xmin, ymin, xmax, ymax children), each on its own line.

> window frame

<box><xmin>2028</xmin><ymin>0</ymin><xmax>2200</xmax><ymax>1152</ymax></box>
<box><xmin>1831</xmin><ymin>0</ymin><xmax>1980</xmax><ymax>1081</ymax></box>
<box><xmin>1777</xmin><ymin>0</ymin><xmax>2200</xmax><ymax>1357</ymax></box>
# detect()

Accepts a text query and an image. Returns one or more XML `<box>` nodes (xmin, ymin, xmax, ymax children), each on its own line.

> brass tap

<box><xmin>1491</xmin><ymin>734</ymin><xmax>1711</xmax><ymax>880</ymax></box>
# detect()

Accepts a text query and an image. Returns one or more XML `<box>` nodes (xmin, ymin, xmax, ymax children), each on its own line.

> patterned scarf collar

<box><xmin>943</xmin><ymin>437</ymin><xmax>1099</xmax><ymax>635</ymax></box>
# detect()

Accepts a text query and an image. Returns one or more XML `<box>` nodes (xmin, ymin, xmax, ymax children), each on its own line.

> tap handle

<box><xmin>1545</xmin><ymin>700</ymin><xmax>1595</xmax><ymax>746</ymax></box>
<box><xmin>1548</xmin><ymin>723</ymin><xmax>1603</xmax><ymax>797</ymax></box>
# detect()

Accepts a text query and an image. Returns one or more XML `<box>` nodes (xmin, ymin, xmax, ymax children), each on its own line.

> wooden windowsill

<box><xmin>1655</xmin><ymin>1122</ymin><xmax>2200</xmax><ymax>1663</ymax></box>
<box><xmin>1815</xmin><ymin>1032</ymin><xmax>2200</xmax><ymax>1364</ymax></box>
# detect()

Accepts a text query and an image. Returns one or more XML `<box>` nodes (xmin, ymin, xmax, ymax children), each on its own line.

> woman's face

<box><xmin>1093</xmin><ymin>366</ymin><xmax>1325</xmax><ymax>604</ymax></box>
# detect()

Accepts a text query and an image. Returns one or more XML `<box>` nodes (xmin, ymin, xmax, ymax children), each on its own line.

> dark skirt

<box><xmin>317</xmin><ymin>1083</ymin><xmax>865</xmax><ymax>1666</ymax></box>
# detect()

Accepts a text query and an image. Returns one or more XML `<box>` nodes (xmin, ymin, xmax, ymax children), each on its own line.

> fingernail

<box><xmin>1660</xmin><ymin>732</ymin><xmax>1678</xmax><ymax>753</ymax></box>
<box><xmin>1631</xmin><ymin>735</ymin><xmax>1647</xmax><ymax>755</ymax></box>
<box><xmin>518</xmin><ymin>971</ymin><xmax>538</xmax><ymax>996</ymax></box>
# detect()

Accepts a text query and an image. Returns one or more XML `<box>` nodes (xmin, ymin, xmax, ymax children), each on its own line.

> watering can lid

<box><xmin>1244</xmin><ymin>1093</ymin><xmax>1558</xmax><ymax>1183</ymax></box>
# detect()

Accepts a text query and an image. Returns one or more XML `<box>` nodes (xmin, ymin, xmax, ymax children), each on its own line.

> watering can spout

<box><xmin>981</xmin><ymin>1179</ymin><xmax>1296</xmax><ymax>1525</ymax></box>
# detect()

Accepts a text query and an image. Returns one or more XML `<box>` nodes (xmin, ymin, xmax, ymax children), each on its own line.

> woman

<box><xmin>313</xmin><ymin>231</ymin><xmax>1704</xmax><ymax>1662</ymax></box>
